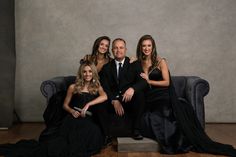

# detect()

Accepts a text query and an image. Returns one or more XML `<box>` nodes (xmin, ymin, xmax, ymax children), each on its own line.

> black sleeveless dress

<box><xmin>0</xmin><ymin>92</ymin><xmax>103</xmax><ymax>157</ymax></box>
<box><xmin>56</xmin><ymin>92</ymin><xmax>104</xmax><ymax>156</ymax></box>
<box><xmin>141</xmin><ymin>68</ymin><xmax>236</xmax><ymax>156</ymax></box>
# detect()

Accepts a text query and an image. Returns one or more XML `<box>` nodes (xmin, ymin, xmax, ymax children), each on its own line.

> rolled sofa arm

<box><xmin>185</xmin><ymin>76</ymin><xmax>210</xmax><ymax>128</ymax></box>
<box><xmin>40</xmin><ymin>76</ymin><xmax>76</xmax><ymax>102</ymax></box>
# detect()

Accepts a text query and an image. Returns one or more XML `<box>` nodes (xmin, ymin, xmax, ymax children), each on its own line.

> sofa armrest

<box><xmin>185</xmin><ymin>76</ymin><xmax>210</xmax><ymax>128</ymax></box>
<box><xmin>40</xmin><ymin>76</ymin><xmax>69</xmax><ymax>102</ymax></box>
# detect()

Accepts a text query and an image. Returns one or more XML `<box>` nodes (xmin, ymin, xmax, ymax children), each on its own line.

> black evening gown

<box><xmin>141</xmin><ymin>68</ymin><xmax>236</xmax><ymax>156</ymax></box>
<box><xmin>0</xmin><ymin>92</ymin><xmax>103</xmax><ymax>157</ymax></box>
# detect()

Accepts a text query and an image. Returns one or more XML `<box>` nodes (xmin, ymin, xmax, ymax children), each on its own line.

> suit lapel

<box><xmin>111</xmin><ymin>57</ymin><xmax>130</xmax><ymax>85</ymax></box>
<box><xmin>110</xmin><ymin>60</ymin><xmax>118</xmax><ymax>84</ymax></box>
<box><xmin>122</xmin><ymin>57</ymin><xmax>130</xmax><ymax>73</ymax></box>
<box><xmin>119</xmin><ymin>57</ymin><xmax>130</xmax><ymax>84</ymax></box>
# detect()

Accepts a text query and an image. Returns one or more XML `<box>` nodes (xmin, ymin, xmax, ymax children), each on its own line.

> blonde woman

<box><xmin>0</xmin><ymin>61</ymin><xmax>107</xmax><ymax>157</ymax></box>
<box><xmin>62</xmin><ymin>61</ymin><xmax>107</xmax><ymax>156</ymax></box>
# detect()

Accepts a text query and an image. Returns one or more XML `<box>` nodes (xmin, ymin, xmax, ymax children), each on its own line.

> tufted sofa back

<box><xmin>41</xmin><ymin>75</ymin><xmax>209</xmax><ymax>130</ymax></box>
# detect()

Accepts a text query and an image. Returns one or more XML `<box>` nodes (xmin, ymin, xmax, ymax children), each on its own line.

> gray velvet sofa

<box><xmin>40</xmin><ymin>76</ymin><xmax>209</xmax><ymax>136</ymax></box>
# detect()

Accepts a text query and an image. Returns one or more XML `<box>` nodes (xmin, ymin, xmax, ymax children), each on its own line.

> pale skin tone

<box><xmin>83</xmin><ymin>39</ymin><xmax>110</xmax><ymax>73</ymax></box>
<box><xmin>96</xmin><ymin>39</ymin><xmax>110</xmax><ymax>72</ymax></box>
<box><xmin>111</xmin><ymin>40</ymin><xmax>135</xmax><ymax>116</ymax></box>
<box><xmin>139</xmin><ymin>39</ymin><xmax>170</xmax><ymax>87</ymax></box>
<box><xmin>86</xmin><ymin>38</ymin><xmax>134</xmax><ymax>72</ymax></box>
<box><xmin>63</xmin><ymin>65</ymin><xmax>107</xmax><ymax>118</ymax></box>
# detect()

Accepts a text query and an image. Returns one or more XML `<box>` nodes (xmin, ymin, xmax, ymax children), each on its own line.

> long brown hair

<box><xmin>91</xmin><ymin>36</ymin><xmax>111</xmax><ymax>65</ymax></box>
<box><xmin>74</xmin><ymin>61</ymin><xmax>100</xmax><ymax>95</ymax></box>
<box><xmin>136</xmin><ymin>35</ymin><xmax>158</xmax><ymax>70</ymax></box>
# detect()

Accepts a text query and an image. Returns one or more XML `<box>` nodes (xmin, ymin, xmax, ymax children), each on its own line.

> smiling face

<box><xmin>142</xmin><ymin>39</ymin><xmax>153</xmax><ymax>57</ymax></box>
<box><xmin>98</xmin><ymin>39</ymin><xmax>109</xmax><ymax>54</ymax></box>
<box><xmin>112</xmin><ymin>40</ymin><xmax>126</xmax><ymax>61</ymax></box>
<box><xmin>83</xmin><ymin>65</ymin><xmax>93</xmax><ymax>82</ymax></box>
<box><xmin>136</xmin><ymin>35</ymin><xmax>157</xmax><ymax>61</ymax></box>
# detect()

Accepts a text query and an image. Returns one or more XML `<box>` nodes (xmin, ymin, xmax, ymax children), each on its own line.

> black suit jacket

<box><xmin>100</xmin><ymin>57</ymin><xmax>147</xmax><ymax>101</ymax></box>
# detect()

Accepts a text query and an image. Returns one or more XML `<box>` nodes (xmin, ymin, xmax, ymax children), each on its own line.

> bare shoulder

<box><xmin>160</xmin><ymin>58</ymin><xmax>167</xmax><ymax>64</ymax></box>
<box><xmin>157</xmin><ymin>57</ymin><xmax>168</xmax><ymax>68</ymax></box>
<box><xmin>98</xmin><ymin>85</ymin><xmax>106</xmax><ymax>96</ymax></box>
<box><xmin>98</xmin><ymin>85</ymin><xmax>104</xmax><ymax>91</ymax></box>
<box><xmin>68</xmin><ymin>84</ymin><xmax>76</xmax><ymax>93</ymax></box>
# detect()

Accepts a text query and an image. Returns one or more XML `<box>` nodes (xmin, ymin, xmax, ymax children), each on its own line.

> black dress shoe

<box><xmin>103</xmin><ymin>136</ymin><xmax>112</xmax><ymax>148</ymax></box>
<box><xmin>132</xmin><ymin>130</ymin><xmax>143</xmax><ymax>140</ymax></box>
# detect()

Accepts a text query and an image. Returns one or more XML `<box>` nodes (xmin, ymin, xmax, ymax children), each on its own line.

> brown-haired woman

<box><xmin>136</xmin><ymin>34</ymin><xmax>236</xmax><ymax>156</ymax></box>
<box><xmin>81</xmin><ymin>36</ymin><xmax>112</xmax><ymax>73</ymax></box>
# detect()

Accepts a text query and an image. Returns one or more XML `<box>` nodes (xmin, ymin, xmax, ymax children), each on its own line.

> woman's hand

<box><xmin>140</xmin><ymin>73</ymin><xmax>149</xmax><ymax>82</ymax></box>
<box><xmin>72</xmin><ymin>110</ymin><xmax>80</xmax><ymax>118</ymax></box>
<box><xmin>81</xmin><ymin>104</ymin><xmax>90</xmax><ymax>117</ymax></box>
<box><xmin>129</xmin><ymin>56</ymin><xmax>137</xmax><ymax>63</ymax></box>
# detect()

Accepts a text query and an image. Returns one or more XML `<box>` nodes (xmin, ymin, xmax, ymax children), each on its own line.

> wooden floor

<box><xmin>0</xmin><ymin>123</ymin><xmax>235</xmax><ymax>157</ymax></box>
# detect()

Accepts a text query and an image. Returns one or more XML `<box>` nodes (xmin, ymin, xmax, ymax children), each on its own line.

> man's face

<box><xmin>112</xmin><ymin>40</ymin><xmax>126</xmax><ymax>61</ymax></box>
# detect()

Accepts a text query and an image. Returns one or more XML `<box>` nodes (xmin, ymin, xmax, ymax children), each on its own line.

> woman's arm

<box><xmin>140</xmin><ymin>59</ymin><xmax>170</xmax><ymax>87</ymax></box>
<box><xmin>81</xmin><ymin>86</ymin><xmax>108</xmax><ymax>117</ymax></box>
<box><xmin>63</xmin><ymin>84</ymin><xmax>80</xmax><ymax>118</ymax></box>
<box><xmin>86</xmin><ymin>86</ymin><xmax>107</xmax><ymax>107</ymax></box>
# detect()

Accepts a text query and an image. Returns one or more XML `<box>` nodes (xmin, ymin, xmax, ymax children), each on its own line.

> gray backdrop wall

<box><xmin>0</xmin><ymin>0</ymin><xmax>15</xmax><ymax>128</ymax></box>
<box><xmin>15</xmin><ymin>0</ymin><xmax>236</xmax><ymax>122</ymax></box>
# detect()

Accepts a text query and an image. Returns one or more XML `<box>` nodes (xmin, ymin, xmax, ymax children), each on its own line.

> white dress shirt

<box><xmin>115</xmin><ymin>58</ymin><xmax>125</xmax><ymax>76</ymax></box>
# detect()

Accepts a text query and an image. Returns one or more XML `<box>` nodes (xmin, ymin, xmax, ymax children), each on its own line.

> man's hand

<box><xmin>112</xmin><ymin>100</ymin><xmax>124</xmax><ymax>116</ymax></box>
<box><xmin>122</xmin><ymin>87</ymin><xmax>134</xmax><ymax>102</ymax></box>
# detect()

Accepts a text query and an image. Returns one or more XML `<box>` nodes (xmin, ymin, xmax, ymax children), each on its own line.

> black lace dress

<box><xmin>0</xmin><ymin>92</ymin><xmax>103</xmax><ymax>157</ymax></box>
<box><xmin>141</xmin><ymin>68</ymin><xmax>236</xmax><ymax>156</ymax></box>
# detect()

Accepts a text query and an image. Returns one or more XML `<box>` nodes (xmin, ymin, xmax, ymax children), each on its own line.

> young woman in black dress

<box><xmin>62</xmin><ymin>61</ymin><xmax>107</xmax><ymax>156</ymax></box>
<box><xmin>81</xmin><ymin>36</ymin><xmax>112</xmax><ymax>73</ymax></box>
<box><xmin>137</xmin><ymin>34</ymin><xmax>236</xmax><ymax>156</ymax></box>
<box><xmin>0</xmin><ymin>61</ymin><xmax>107</xmax><ymax>157</ymax></box>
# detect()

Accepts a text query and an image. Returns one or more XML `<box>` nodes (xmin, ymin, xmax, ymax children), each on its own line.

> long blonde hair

<box><xmin>74</xmin><ymin>61</ymin><xmax>100</xmax><ymax>95</ymax></box>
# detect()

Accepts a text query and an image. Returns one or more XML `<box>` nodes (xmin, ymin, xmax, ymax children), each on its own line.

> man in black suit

<box><xmin>99</xmin><ymin>38</ymin><xmax>147</xmax><ymax>141</ymax></box>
